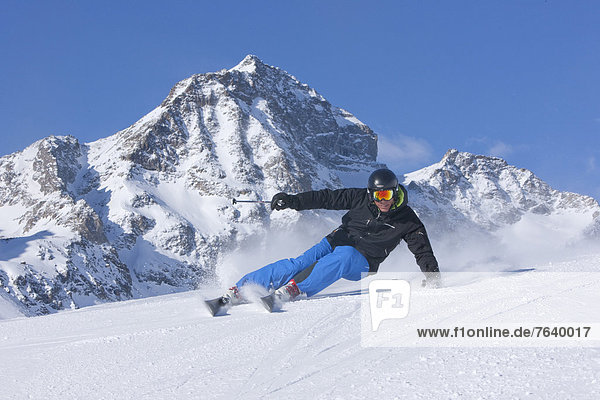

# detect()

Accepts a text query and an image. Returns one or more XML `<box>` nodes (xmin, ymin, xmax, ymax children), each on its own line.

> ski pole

<box><xmin>231</xmin><ymin>198</ymin><xmax>270</xmax><ymax>205</ymax></box>
<box><xmin>231</xmin><ymin>198</ymin><xmax>284</xmax><ymax>207</ymax></box>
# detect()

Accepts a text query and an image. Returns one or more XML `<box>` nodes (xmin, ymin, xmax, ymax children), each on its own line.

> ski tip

<box><xmin>260</xmin><ymin>295</ymin><xmax>274</xmax><ymax>313</ymax></box>
<box><xmin>260</xmin><ymin>293</ymin><xmax>282</xmax><ymax>313</ymax></box>
<box><xmin>204</xmin><ymin>297</ymin><xmax>228</xmax><ymax>317</ymax></box>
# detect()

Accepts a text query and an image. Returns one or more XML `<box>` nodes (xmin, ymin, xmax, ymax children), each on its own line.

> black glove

<box><xmin>421</xmin><ymin>271</ymin><xmax>442</xmax><ymax>288</ymax></box>
<box><xmin>271</xmin><ymin>192</ymin><xmax>299</xmax><ymax>211</ymax></box>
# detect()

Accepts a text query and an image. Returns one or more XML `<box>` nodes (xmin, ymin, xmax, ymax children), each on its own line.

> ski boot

<box><xmin>260</xmin><ymin>279</ymin><xmax>303</xmax><ymax>312</ymax></box>
<box><xmin>204</xmin><ymin>286</ymin><xmax>245</xmax><ymax>316</ymax></box>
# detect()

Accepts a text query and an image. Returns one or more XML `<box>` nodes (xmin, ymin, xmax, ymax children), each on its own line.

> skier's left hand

<box><xmin>271</xmin><ymin>192</ymin><xmax>299</xmax><ymax>210</ymax></box>
<box><xmin>421</xmin><ymin>271</ymin><xmax>442</xmax><ymax>288</ymax></box>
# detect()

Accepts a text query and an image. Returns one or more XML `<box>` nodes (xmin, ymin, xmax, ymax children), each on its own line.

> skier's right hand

<box><xmin>271</xmin><ymin>192</ymin><xmax>299</xmax><ymax>211</ymax></box>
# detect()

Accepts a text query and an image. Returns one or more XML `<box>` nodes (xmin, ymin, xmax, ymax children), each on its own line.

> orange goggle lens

<box><xmin>373</xmin><ymin>189</ymin><xmax>394</xmax><ymax>201</ymax></box>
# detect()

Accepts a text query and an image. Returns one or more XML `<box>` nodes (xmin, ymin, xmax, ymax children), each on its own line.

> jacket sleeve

<box><xmin>294</xmin><ymin>188</ymin><xmax>367</xmax><ymax>211</ymax></box>
<box><xmin>404</xmin><ymin>225</ymin><xmax>439</xmax><ymax>274</ymax></box>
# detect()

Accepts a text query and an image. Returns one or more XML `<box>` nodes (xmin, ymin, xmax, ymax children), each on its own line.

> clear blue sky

<box><xmin>1</xmin><ymin>1</ymin><xmax>599</xmax><ymax>199</ymax></box>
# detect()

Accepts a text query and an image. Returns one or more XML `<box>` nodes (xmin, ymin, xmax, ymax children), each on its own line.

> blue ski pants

<box><xmin>236</xmin><ymin>237</ymin><xmax>370</xmax><ymax>297</ymax></box>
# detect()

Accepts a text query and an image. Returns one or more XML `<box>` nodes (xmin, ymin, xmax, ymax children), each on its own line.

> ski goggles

<box><xmin>373</xmin><ymin>189</ymin><xmax>394</xmax><ymax>201</ymax></box>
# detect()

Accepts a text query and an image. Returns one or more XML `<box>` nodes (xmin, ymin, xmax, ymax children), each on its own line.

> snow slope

<box><xmin>1</xmin><ymin>254</ymin><xmax>599</xmax><ymax>399</ymax></box>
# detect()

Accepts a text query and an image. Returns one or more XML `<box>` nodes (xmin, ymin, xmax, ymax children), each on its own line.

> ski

<box><xmin>205</xmin><ymin>293</ymin><xmax>280</xmax><ymax>316</ymax></box>
<box><xmin>205</xmin><ymin>284</ymin><xmax>301</xmax><ymax>316</ymax></box>
<box><xmin>260</xmin><ymin>293</ymin><xmax>277</xmax><ymax>313</ymax></box>
<box><xmin>204</xmin><ymin>296</ymin><xmax>230</xmax><ymax>317</ymax></box>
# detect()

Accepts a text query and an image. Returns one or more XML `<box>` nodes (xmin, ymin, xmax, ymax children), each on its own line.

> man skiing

<box><xmin>208</xmin><ymin>168</ymin><xmax>440</xmax><ymax>314</ymax></box>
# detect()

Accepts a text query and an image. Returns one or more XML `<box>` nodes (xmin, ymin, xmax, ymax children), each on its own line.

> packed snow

<box><xmin>1</xmin><ymin>251</ymin><xmax>599</xmax><ymax>399</ymax></box>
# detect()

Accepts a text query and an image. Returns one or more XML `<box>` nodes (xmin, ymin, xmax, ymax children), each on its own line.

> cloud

<box><xmin>488</xmin><ymin>141</ymin><xmax>514</xmax><ymax>158</ymax></box>
<box><xmin>586</xmin><ymin>156</ymin><xmax>597</xmax><ymax>173</ymax></box>
<box><xmin>377</xmin><ymin>134</ymin><xmax>433</xmax><ymax>173</ymax></box>
<box><xmin>465</xmin><ymin>137</ymin><xmax>521</xmax><ymax>160</ymax></box>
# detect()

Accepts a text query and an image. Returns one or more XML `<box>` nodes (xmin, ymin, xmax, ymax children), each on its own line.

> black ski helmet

<box><xmin>367</xmin><ymin>168</ymin><xmax>399</xmax><ymax>202</ymax></box>
<box><xmin>368</xmin><ymin>168</ymin><xmax>398</xmax><ymax>191</ymax></box>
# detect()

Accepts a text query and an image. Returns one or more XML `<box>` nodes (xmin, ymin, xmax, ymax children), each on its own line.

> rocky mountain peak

<box><xmin>229</xmin><ymin>54</ymin><xmax>268</xmax><ymax>74</ymax></box>
<box><xmin>405</xmin><ymin>149</ymin><xmax>600</xmax><ymax>233</ymax></box>
<box><xmin>115</xmin><ymin>55</ymin><xmax>378</xmax><ymax>192</ymax></box>
<box><xmin>440</xmin><ymin>148</ymin><xmax>508</xmax><ymax>173</ymax></box>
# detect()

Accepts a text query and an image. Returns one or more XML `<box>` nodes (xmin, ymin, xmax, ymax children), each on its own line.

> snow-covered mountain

<box><xmin>0</xmin><ymin>55</ymin><xmax>380</xmax><ymax>316</ymax></box>
<box><xmin>404</xmin><ymin>149</ymin><xmax>600</xmax><ymax>238</ymax></box>
<box><xmin>1</xmin><ymin>55</ymin><xmax>598</xmax><ymax>317</ymax></box>
<box><xmin>399</xmin><ymin>149</ymin><xmax>600</xmax><ymax>272</ymax></box>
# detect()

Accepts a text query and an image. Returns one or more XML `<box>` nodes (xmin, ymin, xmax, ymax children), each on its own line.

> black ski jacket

<box><xmin>294</xmin><ymin>186</ymin><xmax>439</xmax><ymax>273</ymax></box>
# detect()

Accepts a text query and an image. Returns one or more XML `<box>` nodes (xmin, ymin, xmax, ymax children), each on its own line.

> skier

<box><xmin>211</xmin><ymin>168</ymin><xmax>440</xmax><ymax>313</ymax></box>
